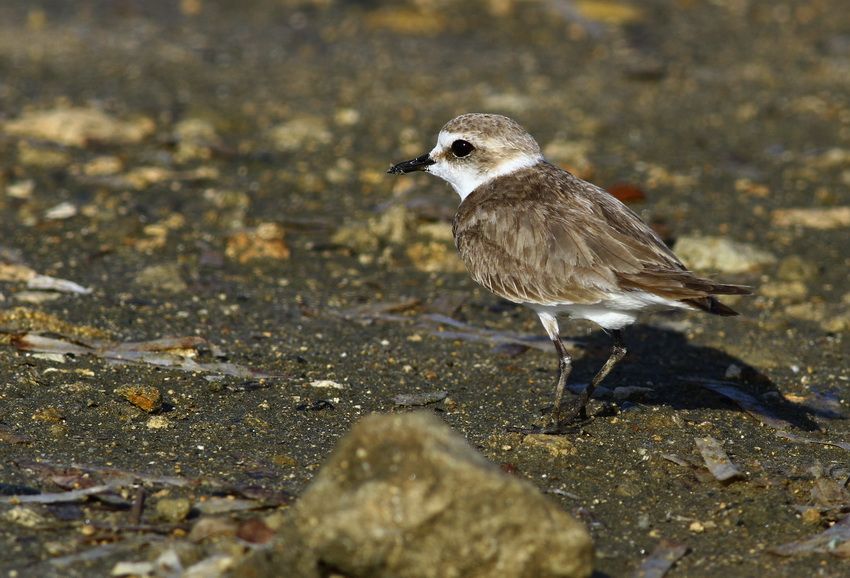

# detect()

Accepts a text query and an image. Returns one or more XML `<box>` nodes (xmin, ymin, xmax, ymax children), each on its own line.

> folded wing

<box><xmin>452</xmin><ymin>163</ymin><xmax>750</xmax><ymax>308</ymax></box>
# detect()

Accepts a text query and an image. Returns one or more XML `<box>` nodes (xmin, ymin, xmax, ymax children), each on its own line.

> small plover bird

<box><xmin>388</xmin><ymin>113</ymin><xmax>750</xmax><ymax>432</ymax></box>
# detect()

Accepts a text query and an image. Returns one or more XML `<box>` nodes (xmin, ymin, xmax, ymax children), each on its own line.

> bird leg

<box><xmin>534</xmin><ymin>312</ymin><xmax>577</xmax><ymax>432</ymax></box>
<box><xmin>547</xmin><ymin>336</ymin><xmax>573</xmax><ymax>428</ymax></box>
<box><xmin>558</xmin><ymin>330</ymin><xmax>626</xmax><ymax>424</ymax></box>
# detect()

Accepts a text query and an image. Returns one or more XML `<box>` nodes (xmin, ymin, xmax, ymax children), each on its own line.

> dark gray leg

<box><xmin>559</xmin><ymin>330</ymin><xmax>627</xmax><ymax>423</ymax></box>
<box><xmin>548</xmin><ymin>336</ymin><xmax>573</xmax><ymax>427</ymax></box>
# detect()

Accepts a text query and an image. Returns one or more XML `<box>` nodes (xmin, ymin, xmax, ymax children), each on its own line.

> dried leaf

<box><xmin>0</xmin><ymin>484</ymin><xmax>122</xmax><ymax>505</ymax></box>
<box><xmin>393</xmin><ymin>390</ymin><xmax>448</xmax><ymax>406</ymax></box>
<box><xmin>771</xmin><ymin>515</ymin><xmax>850</xmax><ymax>556</ymax></box>
<box><xmin>607</xmin><ymin>183</ymin><xmax>646</xmax><ymax>203</ymax></box>
<box><xmin>26</xmin><ymin>274</ymin><xmax>91</xmax><ymax>294</ymax></box>
<box><xmin>684</xmin><ymin>377</ymin><xmax>793</xmax><ymax>430</ymax></box>
<box><xmin>12</xmin><ymin>333</ymin><xmax>270</xmax><ymax>379</ymax></box>
<box><xmin>633</xmin><ymin>539</ymin><xmax>689</xmax><ymax>578</ymax></box>
<box><xmin>694</xmin><ymin>437</ymin><xmax>744</xmax><ymax>482</ymax></box>
<box><xmin>237</xmin><ymin>518</ymin><xmax>276</xmax><ymax>544</ymax></box>
<box><xmin>14</xmin><ymin>334</ymin><xmax>91</xmax><ymax>355</ymax></box>
<box><xmin>0</xmin><ymin>263</ymin><xmax>90</xmax><ymax>294</ymax></box>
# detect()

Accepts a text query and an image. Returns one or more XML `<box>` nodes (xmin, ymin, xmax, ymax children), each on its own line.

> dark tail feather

<box><xmin>682</xmin><ymin>296</ymin><xmax>740</xmax><ymax>316</ymax></box>
<box><xmin>683</xmin><ymin>280</ymin><xmax>752</xmax><ymax>296</ymax></box>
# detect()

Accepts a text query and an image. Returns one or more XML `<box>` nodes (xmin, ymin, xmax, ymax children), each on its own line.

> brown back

<box><xmin>452</xmin><ymin>162</ymin><xmax>750</xmax><ymax>306</ymax></box>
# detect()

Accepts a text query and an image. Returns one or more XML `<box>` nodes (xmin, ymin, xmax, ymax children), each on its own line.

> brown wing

<box><xmin>452</xmin><ymin>162</ymin><xmax>750</xmax><ymax>306</ymax></box>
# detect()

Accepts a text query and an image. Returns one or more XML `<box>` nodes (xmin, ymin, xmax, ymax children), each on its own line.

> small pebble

<box><xmin>689</xmin><ymin>521</ymin><xmax>705</xmax><ymax>533</ymax></box>
<box><xmin>115</xmin><ymin>385</ymin><xmax>163</xmax><ymax>413</ymax></box>
<box><xmin>146</xmin><ymin>415</ymin><xmax>170</xmax><ymax>429</ymax></box>
<box><xmin>521</xmin><ymin>434</ymin><xmax>577</xmax><ymax>457</ymax></box>
<box><xmin>801</xmin><ymin>508</ymin><xmax>822</xmax><ymax>525</ymax></box>
<box><xmin>309</xmin><ymin>380</ymin><xmax>345</xmax><ymax>390</ymax></box>
<box><xmin>156</xmin><ymin>497</ymin><xmax>192</xmax><ymax>523</ymax></box>
<box><xmin>44</xmin><ymin>202</ymin><xmax>78</xmax><ymax>220</ymax></box>
<box><xmin>189</xmin><ymin>517</ymin><xmax>238</xmax><ymax>542</ymax></box>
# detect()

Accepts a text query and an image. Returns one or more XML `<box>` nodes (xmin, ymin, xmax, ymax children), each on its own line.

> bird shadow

<box><xmin>567</xmin><ymin>323</ymin><xmax>830</xmax><ymax>432</ymax></box>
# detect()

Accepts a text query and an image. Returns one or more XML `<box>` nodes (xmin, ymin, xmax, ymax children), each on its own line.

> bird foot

<box><xmin>505</xmin><ymin>407</ymin><xmax>587</xmax><ymax>436</ymax></box>
<box><xmin>506</xmin><ymin>421</ymin><xmax>584</xmax><ymax>436</ymax></box>
<box><xmin>542</xmin><ymin>412</ymin><xmax>589</xmax><ymax>435</ymax></box>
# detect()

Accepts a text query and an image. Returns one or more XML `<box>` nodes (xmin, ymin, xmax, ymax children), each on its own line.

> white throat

<box><xmin>428</xmin><ymin>152</ymin><xmax>543</xmax><ymax>202</ymax></box>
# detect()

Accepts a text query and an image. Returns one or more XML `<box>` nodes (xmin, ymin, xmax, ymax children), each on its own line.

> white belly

<box><xmin>530</xmin><ymin>291</ymin><xmax>693</xmax><ymax>330</ymax></box>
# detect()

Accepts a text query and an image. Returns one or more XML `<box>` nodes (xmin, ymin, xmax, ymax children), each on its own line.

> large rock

<box><xmin>234</xmin><ymin>412</ymin><xmax>593</xmax><ymax>578</ymax></box>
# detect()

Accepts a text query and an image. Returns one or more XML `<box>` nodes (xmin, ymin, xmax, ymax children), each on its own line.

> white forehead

<box><xmin>436</xmin><ymin>131</ymin><xmax>464</xmax><ymax>149</ymax></box>
<box><xmin>429</xmin><ymin>131</ymin><xmax>466</xmax><ymax>159</ymax></box>
<box><xmin>431</xmin><ymin>129</ymin><xmax>512</xmax><ymax>155</ymax></box>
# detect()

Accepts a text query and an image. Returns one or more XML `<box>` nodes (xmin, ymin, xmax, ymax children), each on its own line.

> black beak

<box><xmin>387</xmin><ymin>153</ymin><xmax>435</xmax><ymax>175</ymax></box>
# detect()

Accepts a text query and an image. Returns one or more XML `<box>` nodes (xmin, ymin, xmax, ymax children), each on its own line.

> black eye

<box><xmin>450</xmin><ymin>139</ymin><xmax>475</xmax><ymax>158</ymax></box>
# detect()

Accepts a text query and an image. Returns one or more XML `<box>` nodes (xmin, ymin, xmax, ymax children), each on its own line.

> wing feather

<box><xmin>452</xmin><ymin>162</ymin><xmax>750</xmax><ymax>306</ymax></box>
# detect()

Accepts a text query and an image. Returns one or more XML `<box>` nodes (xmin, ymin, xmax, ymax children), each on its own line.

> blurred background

<box><xmin>1</xmin><ymin>1</ymin><xmax>849</xmax><ymax>576</ymax></box>
<box><xmin>1</xmin><ymin>0</ymin><xmax>847</xmax><ymax>287</ymax></box>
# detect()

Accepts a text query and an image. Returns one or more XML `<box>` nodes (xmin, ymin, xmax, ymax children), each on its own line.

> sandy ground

<box><xmin>1</xmin><ymin>1</ymin><xmax>849</xmax><ymax>576</ymax></box>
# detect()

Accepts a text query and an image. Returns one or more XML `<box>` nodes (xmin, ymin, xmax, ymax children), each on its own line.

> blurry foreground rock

<box><xmin>234</xmin><ymin>412</ymin><xmax>593</xmax><ymax>578</ymax></box>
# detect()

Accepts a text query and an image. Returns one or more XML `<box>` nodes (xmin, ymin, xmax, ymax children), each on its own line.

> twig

<box><xmin>129</xmin><ymin>488</ymin><xmax>146</xmax><ymax>525</ymax></box>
